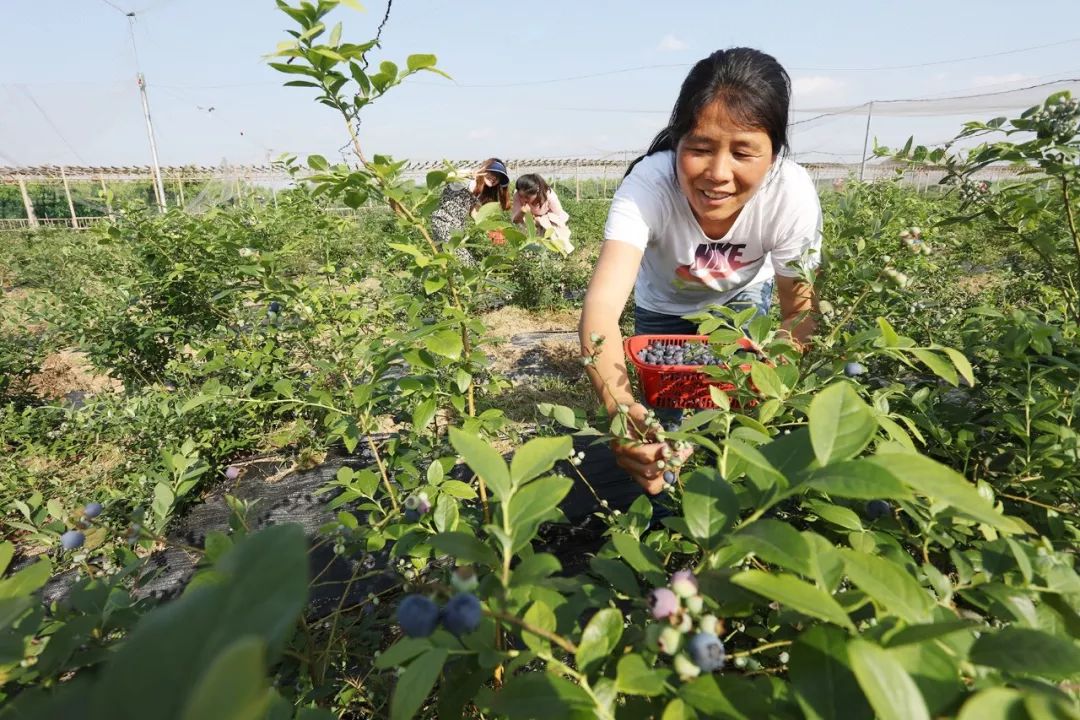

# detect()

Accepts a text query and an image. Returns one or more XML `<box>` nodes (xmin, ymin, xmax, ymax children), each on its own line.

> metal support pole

<box><xmin>136</xmin><ymin>73</ymin><xmax>167</xmax><ymax>212</ymax></box>
<box><xmin>17</xmin><ymin>178</ymin><xmax>39</xmax><ymax>229</ymax></box>
<box><xmin>177</xmin><ymin>179</ymin><xmax>185</xmax><ymax>209</ymax></box>
<box><xmin>60</xmin><ymin>166</ymin><xmax>78</xmax><ymax>228</ymax></box>
<box><xmin>859</xmin><ymin>101</ymin><xmax>874</xmax><ymax>182</ymax></box>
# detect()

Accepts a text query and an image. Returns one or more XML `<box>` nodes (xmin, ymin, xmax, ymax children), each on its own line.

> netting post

<box><xmin>99</xmin><ymin>177</ymin><xmax>114</xmax><ymax>221</ymax></box>
<box><xmin>60</xmin><ymin>166</ymin><xmax>78</xmax><ymax>229</ymax></box>
<box><xmin>177</xmin><ymin>179</ymin><xmax>185</xmax><ymax>209</ymax></box>
<box><xmin>859</xmin><ymin>101</ymin><xmax>874</xmax><ymax>182</ymax></box>
<box><xmin>17</xmin><ymin>178</ymin><xmax>38</xmax><ymax>229</ymax></box>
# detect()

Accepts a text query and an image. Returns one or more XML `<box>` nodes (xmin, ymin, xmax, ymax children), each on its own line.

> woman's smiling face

<box><xmin>675</xmin><ymin>99</ymin><xmax>775</xmax><ymax>238</ymax></box>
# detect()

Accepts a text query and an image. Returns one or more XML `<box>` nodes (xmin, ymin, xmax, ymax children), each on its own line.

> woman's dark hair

<box><xmin>625</xmin><ymin>48</ymin><xmax>790</xmax><ymax>177</ymax></box>
<box><xmin>514</xmin><ymin>173</ymin><xmax>550</xmax><ymax>204</ymax></box>
<box><xmin>474</xmin><ymin>157</ymin><xmax>512</xmax><ymax>210</ymax></box>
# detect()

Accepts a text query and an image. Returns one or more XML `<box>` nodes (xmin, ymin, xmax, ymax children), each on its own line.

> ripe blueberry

<box><xmin>648</xmin><ymin>587</ymin><xmax>679</xmax><ymax>619</ymax></box>
<box><xmin>268</xmin><ymin>301</ymin><xmax>282</xmax><ymax>313</ymax></box>
<box><xmin>688</xmin><ymin>632</ymin><xmax>726</xmax><ymax>672</ymax></box>
<box><xmin>441</xmin><ymin>592</ymin><xmax>482</xmax><ymax>635</ymax></box>
<box><xmin>670</xmin><ymin>570</ymin><xmax>698</xmax><ymax>599</ymax></box>
<box><xmin>404</xmin><ymin>508</ymin><xmax>421</xmax><ymax>523</ymax></box>
<box><xmin>397</xmin><ymin>594</ymin><xmax>440</xmax><ymax>638</ymax></box>
<box><xmin>663</xmin><ymin>470</ymin><xmax>676</xmax><ymax>486</ymax></box>
<box><xmin>83</xmin><ymin>502</ymin><xmax>103</xmax><ymax>519</ymax></box>
<box><xmin>865</xmin><ymin>499</ymin><xmax>891</xmax><ymax>520</ymax></box>
<box><xmin>60</xmin><ymin>530</ymin><xmax>85</xmax><ymax>551</ymax></box>
<box><xmin>845</xmin><ymin>362</ymin><xmax>867</xmax><ymax>377</ymax></box>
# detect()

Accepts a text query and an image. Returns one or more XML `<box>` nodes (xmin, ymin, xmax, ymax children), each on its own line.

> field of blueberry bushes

<box><xmin>2</xmin><ymin>2</ymin><xmax>1080</xmax><ymax>718</ymax></box>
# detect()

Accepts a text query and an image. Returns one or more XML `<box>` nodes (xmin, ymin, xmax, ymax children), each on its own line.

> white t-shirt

<box><xmin>604</xmin><ymin>150</ymin><xmax>822</xmax><ymax>316</ymax></box>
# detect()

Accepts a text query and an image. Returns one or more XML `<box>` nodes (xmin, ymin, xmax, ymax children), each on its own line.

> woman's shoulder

<box><xmin>771</xmin><ymin>157</ymin><xmax>817</xmax><ymax>194</ymax></box>
<box><xmin>626</xmin><ymin>150</ymin><xmax>677</xmax><ymax>184</ymax></box>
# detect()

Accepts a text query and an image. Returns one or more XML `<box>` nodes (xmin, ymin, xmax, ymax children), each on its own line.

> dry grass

<box><xmin>28</xmin><ymin>349</ymin><xmax>124</xmax><ymax>400</ymax></box>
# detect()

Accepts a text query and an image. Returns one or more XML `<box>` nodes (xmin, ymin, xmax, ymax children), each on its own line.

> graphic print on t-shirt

<box><xmin>674</xmin><ymin>240</ymin><xmax>765</xmax><ymax>293</ymax></box>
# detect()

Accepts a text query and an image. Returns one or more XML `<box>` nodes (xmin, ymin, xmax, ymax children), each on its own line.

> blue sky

<box><xmin>3</xmin><ymin>0</ymin><xmax>1080</xmax><ymax>167</ymax></box>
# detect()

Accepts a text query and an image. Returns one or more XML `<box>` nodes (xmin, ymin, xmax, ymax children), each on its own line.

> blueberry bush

<box><xmin>1</xmin><ymin>2</ymin><xmax>1078</xmax><ymax>718</ymax></box>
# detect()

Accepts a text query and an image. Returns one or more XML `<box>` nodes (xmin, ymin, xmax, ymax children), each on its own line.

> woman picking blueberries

<box><xmin>579</xmin><ymin>48</ymin><xmax>822</xmax><ymax>495</ymax></box>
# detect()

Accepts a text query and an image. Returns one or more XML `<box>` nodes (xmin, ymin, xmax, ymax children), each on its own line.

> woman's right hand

<box><xmin>609</xmin><ymin>404</ymin><xmax>694</xmax><ymax>495</ymax></box>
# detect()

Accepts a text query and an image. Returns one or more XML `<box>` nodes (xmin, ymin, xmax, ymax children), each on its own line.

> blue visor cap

<box><xmin>487</xmin><ymin>160</ymin><xmax>510</xmax><ymax>186</ymax></box>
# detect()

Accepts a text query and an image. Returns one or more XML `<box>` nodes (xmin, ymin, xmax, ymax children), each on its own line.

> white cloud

<box><xmin>656</xmin><ymin>34</ymin><xmax>687</xmax><ymax>52</ymax></box>
<box><xmin>971</xmin><ymin>72</ymin><xmax>1032</xmax><ymax>89</ymax></box>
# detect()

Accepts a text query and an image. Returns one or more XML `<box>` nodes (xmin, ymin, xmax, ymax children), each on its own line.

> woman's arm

<box><xmin>545</xmin><ymin>189</ymin><xmax>570</xmax><ymax>227</ymax></box>
<box><xmin>510</xmin><ymin>192</ymin><xmax>525</xmax><ymax>225</ymax></box>
<box><xmin>580</xmin><ymin>240</ymin><xmax>643</xmax><ymax>413</ymax></box>
<box><xmin>776</xmin><ymin>275</ymin><xmax>817</xmax><ymax>347</ymax></box>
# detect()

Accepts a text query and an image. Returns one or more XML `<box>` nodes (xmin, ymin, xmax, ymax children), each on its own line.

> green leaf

<box><xmin>910</xmin><ymin>349</ymin><xmax>958</xmax><ymax>386</ymax></box>
<box><xmin>510</xmin><ymin>436</ymin><xmax>572</xmax><ymax>487</ymax></box>
<box><xmin>725</xmin><ymin>438</ymin><xmax>788</xmax><ymax>491</ymax></box>
<box><xmin>449</xmin><ymin>427</ymin><xmax>511</xmax><ymax>502</ymax></box>
<box><xmin>847</xmin><ymin>640</ymin><xmax>930</xmax><ymax>720</ymax></box>
<box><xmin>610</xmin><ymin>533</ymin><xmax>666</xmax><ymax>585</ymax></box>
<box><xmin>439</xmin><ymin>480</ymin><xmax>477</xmax><ymax>499</ymax></box>
<box><xmin>750</xmin><ymin>361</ymin><xmax>786</xmax><ymax>399</ymax></box>
<box><xmin>412</xmin><ymin>398</ymin><xmax>437</xmax><ymax>431</ymax></box>
<box><xmin>589</xmin><ymin>557</ymin><xmax>640</xmax><ymax>597</ymax></box>
<box><xmin>180</xmin><ymin>636</ymin><xmax>270</xmax><ymax>720</ymax></box>
<box><xmin>511</xmin><ymin>553</ymin><xmax>562</xmax><ymax>587</ymax></box>
<box><xmin>730</xmin><ymin>519</ymin><xmax>814</xmax><ymax>577</ymax></box>
<box><xmin>940</xmin><ymin>347</ymin><xmax>975</xmax><ymax>387</ymax></box>
<box><xmin>731</xmin><ymin>570</ymin><xmax>855</xmax><ymax>630</ymax></box>
<box><xmin>0</xmin><ymin>557</ymin><xmax>51</xmax><ymax>599</ymax></box>
<box><xmin>809</xmin><ymin>383</ymin><xmax>877</xmax><ymax>464</ymax></box>
<box><xmin>391</xmin><ymin>648</ymin><xmax>449</xmax><ymax>720</ymax></box>
<box><xmin>428</xmin><ymin>531</ymin><xmax>499</xmax><ymax>568</ymax></box>
<box><xmin>508</xmin><ymin>475</ymin><xmax>573</xmax><ymax>553</ymax></box>
<box><xmin>864</xmin><ymin>454</ymin><xmax>1022</xmax><ymax>532</ymax></box>
<box><xmin>802</xmin><ymin>459</ymin><xmax>914</xmax><ymax>500</ymax></box>
<box><xmin>840</xmin><ymin>549</ymin><xmax>935</xmax><ymax>623</ymax></box>
<box><xmin>681</xmin><ymin>674</ymin><xmax>770</xmax><ymax>719</ymax></box>
<box><xmin>790</xmin><ymin>626</ymin><xmax>872</xmax><ymax>720</ymax></box>
<box><xmin>374</xmin><ymin>637</ymin><xmax>432</xmax><ymax>670</ymax></box>
<box><xmin>489</xmin><ymin>672</ymin><xmax>594</xmax><ymax>718</ymax></box>
<box><xmin>956</xmin><ymin>688</ymin><xmax>1027</xmax><ymax>720</ymax></box>
<box><xmin>87</xmin><ymin>525</ymin><xmax>309</xmax><ymax>720</ymax></box>
<box><xmin>521</xmin><ymin>600</ymin><xmax>556</xmax><ymax>654</ymax></box>
<box><xmin>0</xmin><ymin>541</ymin><xmax>13</xmax><ymax>574</ymax></box>
<box><xmin>576</xmin><ymin>608</ymin><xmax>624</xmax><ymax>675</ymax></box>
<box><xmin>406</xmin><ymin>53</ymin><xmax>437</xmax><ymax>71</ymax></box>
<box><xmin>615</xmin><ymin>654</ymin><xmax>667</xmax><ymax>696</ymax></box>
<box><xmin>339</xmin><ymin>0</ymin><xmax>365</xmax><ymax>10</ymax></box>
<box><xmin>307</xmin><ymin>154</ymin><xmax>329</xmax><ymax>170</ymax></box>
<box><xmin>681</xmin><ymin>468</ymin><xmax>739</xmax><ymax>551</ymax></box>
<box><xmin>877</xmin><ymin>317</ymin><xmax>900</xmax><ymax>347</ymax></box>
<box><xmin>969</xmin><ymin>628</ymin><xmax>1080</xmax><ymax>680</ymax></box>
<box><xmin>424</xmin><ymin>329</ymin><xmax>463</xmax><ymax>359</ymax></box>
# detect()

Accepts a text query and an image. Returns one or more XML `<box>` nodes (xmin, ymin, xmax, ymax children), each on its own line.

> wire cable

<box><xmin>17</xmin><ymin>85</ymin><xmax>87</xmax><ymax>164</ymax></box>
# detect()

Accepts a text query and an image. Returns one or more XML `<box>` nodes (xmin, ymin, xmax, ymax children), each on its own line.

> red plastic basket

<box><xmin>624</xmin><ymin>334</ymin><xmax>761</xmax><ymax>409</ymax></box>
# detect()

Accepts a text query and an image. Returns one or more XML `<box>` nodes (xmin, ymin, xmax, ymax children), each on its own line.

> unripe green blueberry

<box><xmin>450</xmin><ymin>566</ymin><xmax>479</xmax><ymax>593</ymax></box>
<box><xmin>673</xmin><ymin>652</ymin><xmax>702</xmax><ymax>680</ymax></box>
<box><xmin>685</xmin><ymin>595</ymin><xmax>704</xmax><ymax>615</ymax></box>
<box><xmin>658</xmin><ymin>626</ymin><xmax>682</xmax><ymax>656</ymax></box>
<box><xmin>699</xmin><ymin>614</ymin><xmax>720</xmax><ymax>635</ymax></box>
<box><xmin>670</xmin><ymin>570</ymin><xmax>698</xmax><ymax>598</ymax></box>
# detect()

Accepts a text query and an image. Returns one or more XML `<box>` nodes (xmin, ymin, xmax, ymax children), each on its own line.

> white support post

<box><xmin>17</xmin><ymin>178</ymin><xmax>39</xmax><ymax>229</ymax></box>
<box><xmin>60</xmin><ymin>166</ymin><xmax>78</xmax><ymax>228</ymax></box>
<box><xmin>859</xmin><ymin>101</ymin><xmax>874</xmax><ymax>182</ymax></box>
